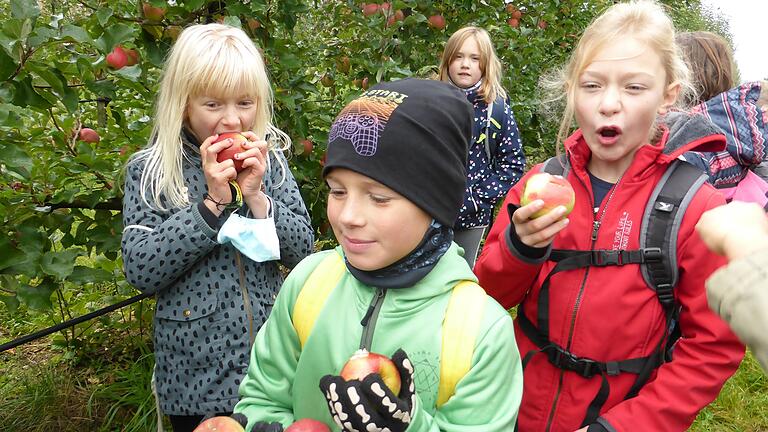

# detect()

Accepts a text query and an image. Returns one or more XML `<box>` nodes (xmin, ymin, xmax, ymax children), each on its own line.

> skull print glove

<box><xmin>319</xmin><ymin>349</ymin><xmax>416</xmax><ymax>432</ymax></box>
<box><xmin>248</xmin><ymin>421</ymin><xmax>284</xmax><ymax>432</ymax></box>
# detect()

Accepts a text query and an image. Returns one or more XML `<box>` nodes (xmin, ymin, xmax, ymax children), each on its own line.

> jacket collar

<box><xmin>564</xmin><ymin>113</ymin><xmax>726</xmax><ymax>181</ymax></box>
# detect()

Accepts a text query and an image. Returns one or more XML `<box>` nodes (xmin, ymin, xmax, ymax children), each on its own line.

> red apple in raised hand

<box><xmin>520</xmin><ymin>172</ymin><xmax>575</xmax><ymax>219</ymax></box>
<box><xmin>78</xmin><ymin>127</ymin><xmax>100</xmax><ymax>143</ymax></box>
<box><xmin>193</xmin><ymin>416</ymin><xmax>244</xmax><ymax>432</ymax></box>
<box><xmin>285</xmin><ymin>419</ymin><xmax>330</xmax><ymax>432</ymax></box>
<box><xmin>214</xmin><ymin>132</ymin><xmax>249</xmax><ymax>173</ymax></box>
<box><xmin>340</xmin><ymin>349</ymin><xmax>401</xmax><ymax>396</ymax></box>
<box><xmin>106</xmin><ymin>46</ymin><xmax>128</xmax><ymax>69</ymax></box>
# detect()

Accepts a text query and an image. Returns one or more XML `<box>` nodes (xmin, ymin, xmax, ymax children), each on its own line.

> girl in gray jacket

<box><xmin>121</xmin><ymin>24</ymin><xmax>313</xmax><ymax>431</ymax></box>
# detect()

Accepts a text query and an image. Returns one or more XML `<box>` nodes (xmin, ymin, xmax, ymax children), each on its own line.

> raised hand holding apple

<box><xmin>229</xmin><ymin>131</ymin><xmax>271</xmax><ymax>219</ymax></box>
<box><xmin>320</xmin><ymin>349</ymin><xmax>415</xmax><ymax>432</ymax></box>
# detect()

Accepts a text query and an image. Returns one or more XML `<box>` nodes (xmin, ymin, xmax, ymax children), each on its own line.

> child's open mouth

<box><xmin>597</xmin><ymin>126</ymin><xmax>622</xmax><ymax>144</ymax></box>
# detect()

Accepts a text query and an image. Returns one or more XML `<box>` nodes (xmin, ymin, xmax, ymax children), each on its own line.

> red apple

<box><xmin>193</xmin><ymin>416</ymin><xmax>244</xmax><ymax>432</ymax></box>
<box><xmin>507</xmin><ymin>18</ymin><xmax>519</xmax><ymax>28</ymax></box>
<box><xmin>300</xmin><ymin>138</ymin><xmax>313</xmax><ymax>156</ymax></box>
<box><xmin>106</xmin><ymin>46</ymin><xmax>128</xmax><ymax>69</ymax></box>
<box><xmin>247</xmin><ymin>18</ymin><xmax>262</xmax><ymax>31</ymax></box>
<box><xmin>320</xmin><ymin>73</ymin><xmax>334</xmax><ymax>88</ymax></box>
<box><xmin>336</xmin><ymin>56</ymin><xmax>351</xmax><ymax>74</ymax></box>
<box><xmin>125</xmin><ymin>48</ymin><xmax>139</xmax><ymax>66</ymax></box>
<box><xmin>362</xmin><ymin>3</ymin><xmax>379</xmax><ymax>16</ymax></box>
<box><xmin>427</xmin><ymin>14</ymin><xmax>446</xmax><ymax>30</ymax></box>
<box><xmin>142</xmin><ymin>2</ymin><xmax>166</xmax><ymax>22</ymax></box>
<box><xmin>340</xmin><ymin>349</ymin><xmax>401</xmax><ymax>396</ymax></box>
<box><xmin>386</xmin><ymin>9</ymin><xmax>404</xmax><ymax>27</ymax></box>
<box><xmin>285</xmin><ymin>419</ymin><xmax>330</xmax><ymax>432</ymax></box>
<box><xmin>520</xmin><ymin>172</ymin><xmax>575</xmax><ymax>219</ymax></box>
<box><xmin>361</xmin><ymin>76</ymin><xmax>370</xmax><ymax>90</ymax></box>
<box><xmin>505</xmin><ymin>3</ymin><xmax>516</xmax><ymax>13</ymax></box>
<box><xmin>78</xmin><ymin>128</ymin><xmax>100</xmax><ymax>143</ymax></box>
<box><xmin>512</xmin><ymin>10</ymin><xmax>522</xmax><ymax>19</ymax></box>
<box><xmin>215</xmin><ymin>132</ymin><xmax>249</xmax><ymax>172</ymax></box>
<box><xmin>537</xmin><ymin>19</ymin><xmax>548</xmax><ymax>29</ymax></box>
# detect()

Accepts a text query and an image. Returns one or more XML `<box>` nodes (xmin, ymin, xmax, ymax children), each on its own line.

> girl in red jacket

<box><xmin>474</xmin><ymin>1</ymin><xmax>745</xmax><ymax>431</ymax></box>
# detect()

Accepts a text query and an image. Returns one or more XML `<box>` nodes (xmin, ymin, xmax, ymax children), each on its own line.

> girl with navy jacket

<box><xmin>438</xmin><ymin>26</ymin><xmax>526</xmax><ymax>267</ymax></box>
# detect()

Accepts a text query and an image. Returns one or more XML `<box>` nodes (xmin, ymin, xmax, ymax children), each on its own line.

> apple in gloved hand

<box><xmin>215</xmin><ymin>132</ymin><xmax>249</xmax><ymax>173</ymax></box>
<box><xmin>520</xmin><ymin>172</ymin><xmax>575</xmax><ymax>219</ymax></box>
<box><xmin>340</xmin><ymin>349</ymin><xmax>401</xmax><ymax>396</ymax></box>
<box><xmin>285</xmin><ymin>418</ymin><xmax>330</xmax><ymax>432</ymax></box>
<box><xmin>193</xmin><ymin>416</ymin><xmax>244</xmax><ymax>432</ymax></box>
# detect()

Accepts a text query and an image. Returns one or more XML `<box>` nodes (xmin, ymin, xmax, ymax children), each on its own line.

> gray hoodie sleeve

<box><xmin>121</xmin><ymin>158</ymin><xmax>220</xmax><ymax>294</ymax></box>
<box><xmin>263</xmin><ymin>150</ymin><xmax>314</xmax><ymax>269</ymax></box>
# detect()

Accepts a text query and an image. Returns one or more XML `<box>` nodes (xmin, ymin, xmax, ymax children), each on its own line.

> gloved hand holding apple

<box><xmin>320</xmin><ymin>348</ymin><xmax>415</xmax><ymax>432</ymax></box>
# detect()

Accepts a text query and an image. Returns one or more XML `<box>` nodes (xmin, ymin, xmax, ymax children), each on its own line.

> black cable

<box><xmin>0</xmin><ymin>291</ymin><xmax>153</xmax><ymax>353</ymax></box>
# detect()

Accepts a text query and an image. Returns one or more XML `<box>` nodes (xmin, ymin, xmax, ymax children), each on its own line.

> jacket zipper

<box><xmin>359</xmin><ymin>288</ymin><xmax>386</xmax><ymax>350</ymax></box>
<box><xmin>544</xmin><ymin>175</ymin><xmax>622</xmax><ymax>431</ymax></box>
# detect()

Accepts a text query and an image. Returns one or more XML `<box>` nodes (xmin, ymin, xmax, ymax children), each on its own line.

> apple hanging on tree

<box><xmin>106</xmin><ymin>46</ymin><xmax>129</xmax><ymax>69</ymax></box>
<box><xmin>520</xmin><ymin>172</ymin><xmax>575</xmax><ymax>219</ymax></box>
<box><xmin>78</xmin><ymin>128</ymin><xmax>100</xmax><ymax>143</ymax></box>
<box><xmin>340</xmin><ymin>349</ymin><xmax>401</xmax><ymax>396</ymax></box>
<box><xmin>428</xmin><ymin>14</ymin><xmax>446</xmax><ymax>30</ymax></box>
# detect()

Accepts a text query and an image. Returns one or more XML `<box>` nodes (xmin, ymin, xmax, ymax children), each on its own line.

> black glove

<box><xmin>229</xmin><ymin>414</ymin><xmax>284</xmax><ymax>432</ymax></box>
<box><xmin>320</xmin><ymin>349</ymin><xmax>416</xmax><ymax>432</ymax></box>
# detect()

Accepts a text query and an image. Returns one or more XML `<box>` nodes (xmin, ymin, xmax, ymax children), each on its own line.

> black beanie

<box><xmin>322</xmin><ymin>78</ymin><xmax>473</xmax><ymax>226</ymax></box>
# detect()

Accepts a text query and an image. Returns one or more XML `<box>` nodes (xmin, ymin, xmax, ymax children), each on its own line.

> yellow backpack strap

<box><xmin>292</xmin><ymin>252</ymin><xmax>346</xmax><ymax>348</ymax></box>
<box><xmin>437</xmin><ymin>281</ymin><xmax>487</xmax><ymax>408</ymax></box>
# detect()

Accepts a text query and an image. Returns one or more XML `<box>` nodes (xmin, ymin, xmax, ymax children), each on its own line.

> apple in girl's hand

<box><xmin>340</xmin><ymin>349</ymin><xmax>401</xmax><ymax>396</ymax></box>
<box><xmin>520</xmin><ymin>172</ymin><xmax>576</xmax><ymax>219</ymax></box>
<box><xmin>285</xmin><ymin>419</ymin><xmax>331</xmax><ymax>432</ymax></box>
<box><xmin>214</xmin><ymin>132</ymin><xmax>249</xmax><ymax>172</ymax></box>
<box><xmin>193</xmin><ymin>416</ymin><xmax>244</xmax><ymax>432</ymax></box>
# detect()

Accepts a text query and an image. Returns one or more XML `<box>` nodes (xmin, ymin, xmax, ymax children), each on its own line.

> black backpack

<box><xmin>517</xmin><ymin>154</ymin><xmax>709</xmax><ymax>427</ymax></box>
<box><xmin>477</xmin><ymin>96</ymin><xmax>507</xmax><ymax>163</ymax></box>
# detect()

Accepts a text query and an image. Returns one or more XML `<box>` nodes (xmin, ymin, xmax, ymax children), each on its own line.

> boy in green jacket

<box><xmin>202</xmin><ymin>79</ymin><xmax>523</xmax><ymax>432</ymax></box>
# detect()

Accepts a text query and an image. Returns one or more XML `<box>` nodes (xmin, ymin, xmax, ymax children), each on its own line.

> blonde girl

<box><xmin>437</xmin><ymin>26</ymin><xmax>526</xmax><ymax>267</ymax></box>
<box><xmin>475</xmin><ymin>2</ymin><xmax>743</xmax><ymax>431</ymax></box>
<box><xmin>121</xmin><ymin>23</ymin><xmax>313</xmax><ymax>431</ymax></box>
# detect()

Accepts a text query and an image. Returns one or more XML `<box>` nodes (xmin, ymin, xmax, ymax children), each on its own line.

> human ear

<box><xmin>658</xmin><ymin>82</ymin><xmax>681</xmax><ymax>115</ymax></box>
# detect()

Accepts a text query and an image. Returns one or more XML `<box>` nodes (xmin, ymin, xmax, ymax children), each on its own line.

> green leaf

<box><xmin>0</xmin><ymin>236</ymin><xmax>26</xmax><ymax>272</ymax></box>
<box><xmin>17</xmin><ymin>278</ymin><xmax>56</xmax><ymax>310</ymax></box>
<box><xmin>114</xmin><ymin>64</ymin><xmax>142</xmax><ymax>81</ymax></box>
<box><xmin>0</xmin><ymin>48</ymin><xmax>16</xmax><ymax>81</ymax></box>
<box><xmin>96</xmin><ymin>8</ymin><xmax>114</xmax><ymax>27</ymax></box>
<box><xmin>0</xmin><ymin>141</ymin><xmax>32</xmax><ymax>169</ymax></box>
<box><xmin>67</xmin><ymin>266</ymin><xmax>113</xmax><ymax>284</ymax></box>
<box><xmin>40</xmin><ymin>250</ymin><xmax>79</xmax><ymax>279</ymax></box>
<box><xmin>11</xmin><ymin>0</ymin><xmax>40</xmax><ymax>20</ymax></box>
<box><xmin>222</xmin><ymin>16</ymin><xmax>242</xmax><ymax>29</ymax></box>
<box><xmin>0</xmin><ymin>294</ymin><xmax>20</xmax><ymax>313</ymax></box>
<box><xmin>11</xmin><ymin>76</ymin><xmax>53</xmax><ymax>110</ymax></box>
<box><xmin>60</xmin><ymin>24</ymin><xmax>92</xmax><ymax>44</ymax></box>
<box><xmin>94</xmin><ymin>23</ymin><xmax>136</xmax><ymax>53</ymax></box>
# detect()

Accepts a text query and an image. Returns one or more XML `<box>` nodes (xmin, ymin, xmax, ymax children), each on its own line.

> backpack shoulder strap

<box><xmin>640</xmin><ymin>160</ymin><xmax>708</xmax><ymax>306</ymax></box>
<box><xmin>292</xmin><ymin>251</ymin><xmax>346</xmax><ymax>348</ymax></box>
<box><xmin>541</xmin><ymin>154</ymin><xmax>570</xmax><ymax>178</ymax></box>
<box><xmin>437</xmin><ymin>281</ymin><xmax>487</xmax><ymax>408</ymax></box>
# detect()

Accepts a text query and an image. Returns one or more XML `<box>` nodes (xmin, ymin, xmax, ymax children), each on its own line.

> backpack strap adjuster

<box><xmin>642</xmin><ymin>247</ymin><xmax>663</xmax><ymax>263</ymax></box>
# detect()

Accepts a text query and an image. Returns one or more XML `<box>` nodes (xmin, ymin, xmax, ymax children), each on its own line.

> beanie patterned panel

<box><xmin>328</xmin><ymin>91</ymin><xmax>408</xmax><ymax>156</ymax></box>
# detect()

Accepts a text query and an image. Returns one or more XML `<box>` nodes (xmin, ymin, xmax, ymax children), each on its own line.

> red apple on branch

<box><xmin>340</xmin><ymin>349</ymin><xmax>401</xmax><ymax>396</ymax></box>
<box><xmin>362</xmin><ymin>3</ymin><xmax>379</xmax><ymax>16</ymax></box>
<box><xmin>214</xmin><ymin>132</ymin><xmax>249</xmax><ymax>173</ymax></box>
<box><xmin>78</xmin><ymin>128</ymin><xmax>100</xmax><ymax>143</ymax></box>
<box><xmin>106</xmin><ymin>46</ymin><xmax>128</xmax><ymax>69</ymax></box>
<box><xmin>192</xmin><ymin>416</ymin><xmax>244</xmax><ymax>432</ymax></box>
<box><xmin>142</xmin><ymin>2</ymin><xmax>166</xmax><ymax>22</ymax></box>
<box><xmin>428</xmin><ymin>15</ymin><xmax>446</xmax><ymax>30</ymax></box>
<box><xmin>285</xmin><ymin>419</ymin><xmax>330</xmax><ymax>432</ymax></box>
<box><xmin>520</xmin><ymin>172</ymin><xmax>575</xmax><ymax>219</ymax></box>
<box><xmin>125</xmin><ymin>48</ymin><xmax>139</xmax><ymax>66</ymax></box>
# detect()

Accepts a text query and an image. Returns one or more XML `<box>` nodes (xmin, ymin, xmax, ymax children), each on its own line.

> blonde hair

<box><xmin>134</xmin><ymin>23</ymin><xmax>290</xmax><ymax>211</ymax></box>
<box><xmin>438</xmin><ymin>26</ymin><xmax>506</xmax><ymax>104</ymax></box>
<box><xmin>543</xmin><ymin>0</ymin><xmax>692</xmax><ymax>150</ymax></box>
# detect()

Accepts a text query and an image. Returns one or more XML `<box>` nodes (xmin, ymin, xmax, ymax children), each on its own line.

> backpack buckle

<box><xmin>642</xmin><ymin>247</ymin><xmax>663</xmax><ymax>263</ymax></box>
<box><xmin>548</xmin><ymin>347</ymin><xmax>598</xmax><ymax>378</ymax></box>
<box><xmin>592</xmin><ymin>250</ymin><xmax>621</xmax><ymax>266</ymax></box>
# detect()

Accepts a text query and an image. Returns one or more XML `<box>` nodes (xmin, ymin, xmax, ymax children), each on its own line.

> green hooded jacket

<box><xmin>233</xmin><ymin>244</ymin><xmax>523</xmax><ymax>431</ymax></box>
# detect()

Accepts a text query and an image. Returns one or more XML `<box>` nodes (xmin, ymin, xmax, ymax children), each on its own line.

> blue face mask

<box><xmin>217</xmin><ymin>207</ymin><xmax>280</xmax><ymax>263</ymax></box>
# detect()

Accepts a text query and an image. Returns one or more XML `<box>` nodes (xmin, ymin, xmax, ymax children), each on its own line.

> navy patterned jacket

<box><xmin>121</xmin><ymin>132</ymin><xmax>313</xmax><ymax>416</ymax></box>
<box><xmin>454</xmin><ymin>81</ymin><xmax>526</xmax><ymax>229</ymax></box>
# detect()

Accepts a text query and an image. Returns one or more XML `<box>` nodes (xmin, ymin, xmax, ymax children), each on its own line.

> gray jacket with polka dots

<box><xmin>121</xmin><ymin>137</ymin><xmax>314</xmax><ymax>416</ymax></box>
